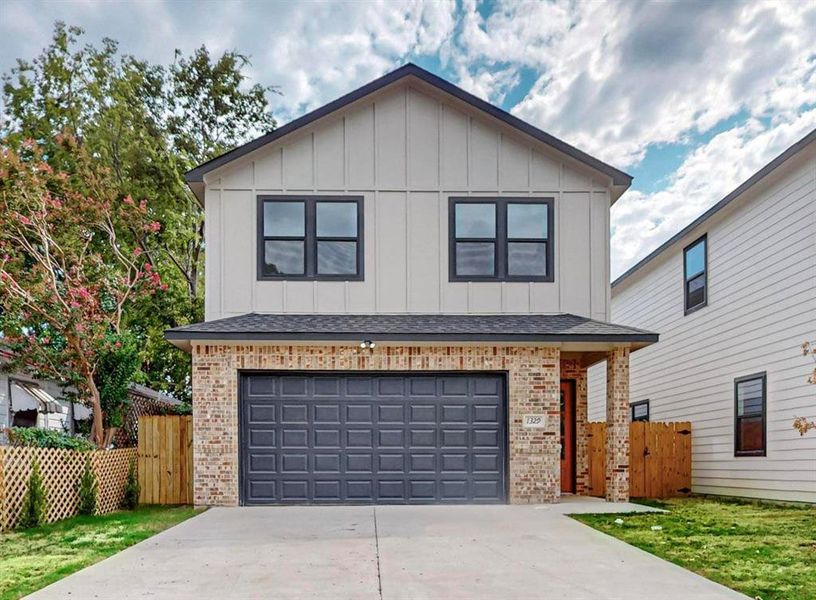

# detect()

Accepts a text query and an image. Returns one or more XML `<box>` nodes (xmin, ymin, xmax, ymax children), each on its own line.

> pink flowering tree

<box><xmin>793</xmin><ymin>341</ymin><xmax>816</xmax><ymax>436</ymax></box>
<box><xmin>0</xmin><ymin>136</ymin><xmax>164</xmax><ymax>446</ymax></box>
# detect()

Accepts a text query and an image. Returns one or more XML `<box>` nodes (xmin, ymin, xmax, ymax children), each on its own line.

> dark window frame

<box><xmin>683</xmin><ymin>233</ymin><xmax>708</xmax><ymax>315</ymax></box>
<box><xmin>631</xmin><ymin>399</ymin><xmax>650</xmax><ymax>422</ymax></box>
<box><xmin>734</xmin><ymin>372</ymin><xmax>767</xmax><ymax>457</ymax></box>
<box><xmin>448</xmin><ymin>197</ymin><xmax>555</xmax><ymax>282</ymax></box>
<box><xmin>257</xmin><ymin>195</ymin><xmax>364</xmax><ymax>281</ymax></box>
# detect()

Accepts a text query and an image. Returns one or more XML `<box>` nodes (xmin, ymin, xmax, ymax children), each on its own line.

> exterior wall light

<box><xmin>359</xmin><ymin>340</ymin><xmax>376</xmax><ymax>350</ymax></box>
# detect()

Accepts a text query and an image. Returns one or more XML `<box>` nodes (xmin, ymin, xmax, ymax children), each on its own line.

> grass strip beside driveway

<box><xmin>573</xmin><ymin>497</ymin><xmax>816</xmax><ymax>600</ymax></box>
<box><xmin>0</xmin><ymin>505</ymin><xmax>200</xmax><ymax>600</ymax></box>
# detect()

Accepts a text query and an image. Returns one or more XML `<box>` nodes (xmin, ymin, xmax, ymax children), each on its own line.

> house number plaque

<box><xmin>522</xmin><ymin>414</ymin><xmax>547</xmax><ymax>428</ymax></box>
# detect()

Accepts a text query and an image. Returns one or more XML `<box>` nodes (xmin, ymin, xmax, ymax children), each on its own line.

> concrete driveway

<box><xmin>30</xmin><ymin>498</ymin><xmax>746</xmax><ymax>600</ymax></box>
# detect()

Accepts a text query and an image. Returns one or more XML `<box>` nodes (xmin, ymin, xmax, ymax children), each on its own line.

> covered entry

<box><xmin>239</xmin><ymin>372</ymin><xmax>507</xmax><ymax>504</ymax></box>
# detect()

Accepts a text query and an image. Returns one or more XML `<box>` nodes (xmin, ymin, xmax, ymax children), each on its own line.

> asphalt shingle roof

<box><xmin>166</xmin><ymin>313</ymin><xmax>657</xmax><ymax>343</ymax></box>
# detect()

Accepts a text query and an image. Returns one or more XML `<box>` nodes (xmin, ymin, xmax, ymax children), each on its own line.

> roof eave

<box><xmin>612</xmin><ymin>128</ymin><xmax>816</xmax><ymax>291</ymax></box>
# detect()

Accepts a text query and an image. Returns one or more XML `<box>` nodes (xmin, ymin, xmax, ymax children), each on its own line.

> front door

<box><xmin>560</xmin><ymin>380</ymin><xmax>576</xmax><ymax>493</ymax></box>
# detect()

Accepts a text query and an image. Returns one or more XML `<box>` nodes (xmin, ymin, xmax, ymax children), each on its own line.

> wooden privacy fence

<box><xmin>0</xmin><ymin>446</ymin><xmax>136</xmax><ymax>530</ymax></box>
<box><xmin>137</xmin><ymin>415</ymin><xmax>193</xmax><ymax>505</ymax></box>
<box><xmin>587</xmin><ymin>421</ymin><xmax>692</xmax><ymax>498</ymax></box>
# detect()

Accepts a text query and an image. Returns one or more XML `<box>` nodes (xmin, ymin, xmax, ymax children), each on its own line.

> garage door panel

<box><xmin>240</xmin><ymin>373</ymin><xmax>506</xmax><ymax>504</ymax></box>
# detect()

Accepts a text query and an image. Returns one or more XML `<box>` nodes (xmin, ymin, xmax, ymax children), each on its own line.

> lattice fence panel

<box><xmin>0</xmin><ymin>446</ymin><xmax>136</xmax><ymax>530</ymax></box>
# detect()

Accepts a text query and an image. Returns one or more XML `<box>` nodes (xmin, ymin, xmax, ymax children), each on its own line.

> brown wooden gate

<box><xmin>586</xmin><ymin>421</ymin><xmax>691</xmax><ymax>498</ymax></box>
<box><xmin>137</xmin><ymin>415</ymin><xmax>193</xmax><ymax>505</ymax></box>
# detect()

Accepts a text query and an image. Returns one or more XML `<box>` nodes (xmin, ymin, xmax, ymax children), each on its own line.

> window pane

<box><xmin>508</xmin><ymin>242</ymin><xmax>547</xmax><ymax>276</ymax></box>
<box><xmin>455</xmin><ymin>242</ymin><xmax>495</xmax><ymax>276</ymax></box>
<box><xmin>508</xmin><ymin>204</ymin><xmax>548</xmax><ymax>239</ymax></box>
<box><xmin>317</xmin><ymin>202</ymin><xmax>358</xmax><ymax>237</ymax></box>
<box><xmin>317</xmin><ymin>241</ymin><xmax>357</xmax><ymax>275</ymax></box>
<box><xmin>632</xmin><ymin>402</ymin><xmax>649</xmax><ymax>421</ymax></box>
<box><xmin>264</xmin><ymin>202</ymin><xmax>304</xmax><ymax>237</ymax></box>
<box><xmin>737</xmin><ymin>416</ymin><xmax>763</xmax><ymax>452</ymax></box>
<box><xmin>455</xmin><ymin>204</ymin><xmax>495</xmax><ymax>238</ymax></box>
<box><xmin>264</xmin><ymin>240</ymin><xmax>304</xmax><ymax>275</ymax></box>
<box><xmin>685</xmin><ymin>239</ymin><xmax>705</xmax><ymax>278</ymax></box>
<box><xmin>686</xmin><ymin>274</ymin><xmax>705</xmax><ymax>308</ymax></box>
<box><xmin>737</xmin><ymin>378</ymin><xmax>763</xmax><ymax>416</ymax></box>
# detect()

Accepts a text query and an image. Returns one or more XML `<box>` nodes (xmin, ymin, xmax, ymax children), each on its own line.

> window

<box><xmin>631</xmin><ymin>400</ymin><xmax>649</xmax><ymax>422</ymax></box>
<box><xmin>683</xmin><ymin>234</ymin><xmax>707</xmax><ymax>313</ymax></box>
<box><xmin>449</xmin><ymin>198</ymin><xmax>554</xmax><ymax>281</ymax></box>
<box><xmin>258</xmin><ymin>196</ymin><xmax>363</xmax><ymax>280</ymax></box>
<box><xmin>734</xmin><ymin>372</ymin><xmax>766</xmax><ymax>457</ymax></box>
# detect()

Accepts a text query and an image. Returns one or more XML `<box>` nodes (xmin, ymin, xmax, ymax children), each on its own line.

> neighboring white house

<box><xmin>588</xmin><ymin>130</ymin><xmax>816</xmax><ymax>503</ymax></box>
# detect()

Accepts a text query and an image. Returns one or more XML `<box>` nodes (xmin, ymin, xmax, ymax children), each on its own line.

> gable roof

<box><xmin>612</xmin><ymin>127</ymin><xmax>816</xmax><ymax>290</ymax></box>
<box><xmin>185</xmin><ymin>63</ymin><xmax>632</xmax><ymax>195</ymax></box>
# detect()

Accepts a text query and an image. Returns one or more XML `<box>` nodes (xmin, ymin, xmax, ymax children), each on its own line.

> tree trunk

<box><xmin>87</xmin><ymin>375</ymin><xmax>105</xmax><ymax>448</ymax></box>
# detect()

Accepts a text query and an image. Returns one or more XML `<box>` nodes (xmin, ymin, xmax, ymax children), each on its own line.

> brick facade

<box><xmin>605</xmin><ymin>347</ymin><xmax>630</xmax><ymax>502</ymax></box>
<box><xmin>191</xmin><ymin>343</ymin><xmax>623</xmax><ymax>506</ymax></box>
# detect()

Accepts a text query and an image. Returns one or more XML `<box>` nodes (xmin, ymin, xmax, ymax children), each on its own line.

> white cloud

<box><xmin>610</xmin><ymin>108</ymin><xmax>816</xmax><ymax>278</ymax></box>
<box><xmin>450</xmin><ymin>0</ymin><xmax>816</xmax><ymax>168</ymax></box>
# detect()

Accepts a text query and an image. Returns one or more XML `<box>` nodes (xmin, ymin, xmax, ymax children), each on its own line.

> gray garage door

<box><xmin>240</xmin><ymin>373</ymin><xmax>506</xmax><ymax>504</ymax></box>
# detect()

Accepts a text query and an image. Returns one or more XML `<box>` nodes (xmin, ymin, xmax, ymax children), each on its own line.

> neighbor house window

<box><xmin>449</xmin><ymin>198</ymin><xmax>554</xmax><ymax>282</ymax></box>
<box><xmin>258</xmin><ymin>196</ymin><xmax>363</xmax><ymax>280</ymax></box>
<box><xmin>735</xmin><ymin>372</ymin><xmax>766</xmax><ymax>457</ymax></box>
<box><xmin>683</xmin><ymin>234</ymin><xmax>707</xmax><ymax>313</ymax></box>
<box><xmin>631</xmin><ymin>400</ymin><xmax>649</xmax><ymax>422</ymax></box>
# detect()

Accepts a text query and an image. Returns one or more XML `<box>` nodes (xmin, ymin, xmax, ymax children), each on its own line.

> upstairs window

<box><xmin>631</xmin><ymin>400</ymin><xmax>650</xmax><ymax>422</ymax></box>
<box><xmin>258</xmin><ymin>196</ymin><xmax>363</xmax><ymax>280</ymax></box>
<box><xmin>735</xmin><ymin>373</ymin><xmax>766</xmax><ymax>457</ymax></box>
<box><xmin>449</xmin><ymin>198</ymin><xmax>554</xmax><ymax>282</ymax></box>
<box><xmin>683</xmin><ymin>235</ymin><xmax>707</xmax><ymax>314</ymax></box>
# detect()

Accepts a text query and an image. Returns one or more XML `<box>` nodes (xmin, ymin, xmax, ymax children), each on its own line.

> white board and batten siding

<box><xmin>203</xmin><ymin>80</ymin><xmax>613</xmax><ymax>322</ymax></box>
<box><xmin>589</xmin><ymin>144</ymin><xmax>816</xmax><ymax>503</ymax></box>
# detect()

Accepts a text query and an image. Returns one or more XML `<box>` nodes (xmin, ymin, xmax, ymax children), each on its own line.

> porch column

<box><xmin>605</xmin><ymin>346</ymin><xmax>630</xmax><ymax>502</ymax></box>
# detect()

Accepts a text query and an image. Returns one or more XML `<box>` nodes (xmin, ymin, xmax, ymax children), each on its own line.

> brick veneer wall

<box><xmin>605</xmin><ymin>347</ymin><xmax>630</xmax><ymax>502</ymax></box>
<box><xmin>191</xmin><ymin>343</ymin><xmax>563</xmax><ymax>506</ymax></box>
<box><xmin>560</xmin><ymin>359</ymin><xmax>589</xmax><ymax>495</ymax></box>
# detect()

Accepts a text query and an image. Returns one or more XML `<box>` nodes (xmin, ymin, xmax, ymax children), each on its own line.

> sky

<box><xmin>2</xmin><ymin>0</ymin><xmax>815</xmax><ymax>278</ymax></box>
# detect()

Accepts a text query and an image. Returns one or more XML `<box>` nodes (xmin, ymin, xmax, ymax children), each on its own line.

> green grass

<box><xmin>573</xmin><ymin>497</ymin><xmax>816</xmax><ymax>600</ymax></box>
<box><xmin>0</xmin><ymin>505</ymin><xmax>201</xmax><ymax>600</ymax></box>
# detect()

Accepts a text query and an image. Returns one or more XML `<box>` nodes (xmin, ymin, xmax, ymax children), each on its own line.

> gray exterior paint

<box><xmin>240</xmin><ymin>372</ymin><xmax>507</xmax><ymax>504</ymax></box>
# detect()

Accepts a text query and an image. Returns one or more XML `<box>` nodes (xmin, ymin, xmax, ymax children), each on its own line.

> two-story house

<box><xmin>588</xmin><ymin>130</ymin><xmax>816</xmax><ymax>503</ymax></box>
<box><xmin>166</xmin><ymin>64</ymin><xmax>657</xmax><ymax>507</ymax></box>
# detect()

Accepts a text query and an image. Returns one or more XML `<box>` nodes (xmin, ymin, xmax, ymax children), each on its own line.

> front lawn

<box><xmin>0</xmin><ymin>506</ymin><xmax>200</xmax><ymax>600</ymax></box>
<box><xmin>573</xmin><ymin>497</ymin><xmax>816</xmax><ymax>600</ymax></box>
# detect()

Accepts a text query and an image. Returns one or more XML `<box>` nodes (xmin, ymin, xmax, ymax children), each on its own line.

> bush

<box><xmin>122</xmin><ymin>457</ymin><xmax>140</xmax><ymax>510</ymax></box>
<box><xmin>7</xmin><ymin>427</ymin><xmax>95</xmax><ymax>452</ymax></box>
<box><xmin>18</xmin><ymin>458</ymin><xmax>48</xmax><ymax>528</ymax></box>
<box><xmin>77</xmin><ymin>457</ymin><xmax>99</xmax><ymax>515</ymax></box>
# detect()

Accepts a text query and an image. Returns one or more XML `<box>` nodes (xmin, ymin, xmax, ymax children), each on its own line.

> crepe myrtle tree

<box><xmin>793</xmin><ymin>341</ymin><xmax>816</xmax><ymax>436</ymax></box>
<box><xmin>0</xmin><ymin>135</ymin><xmax>164</xmax><ymax>446</ymax></box>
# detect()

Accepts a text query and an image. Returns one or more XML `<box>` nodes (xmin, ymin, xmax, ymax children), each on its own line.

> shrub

<box><xmin>18</xmin><ymin>458</ymin><xmax>48</xmax><ymax>529</ymax></box>
<box><xmin>122</xmin><ymin>457</ymin><xmax>140</xmax><ymax>510</ymax></box>
<box><xmin>77</xmin><ymin>457</ymin><xmax>99</xmax><ymax>515</ymax></box>
<box><xmin>7</xmin><ymin>427</ymin><xmax>95</xmax><ymax>452</ymax></box>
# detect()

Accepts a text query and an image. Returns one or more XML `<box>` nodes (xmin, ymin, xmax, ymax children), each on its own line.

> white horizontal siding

<box><xmin>203</xmin><ymin>80</ymin><xmax>613</xmax><ymax>321</ymax></box>
<box><xmin>589</xmin><ymin>147</ymin><xmax>816</xmax><ymax>503</ymax></box>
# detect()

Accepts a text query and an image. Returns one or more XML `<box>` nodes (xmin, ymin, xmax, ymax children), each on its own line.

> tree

<box><xmin>793</xmin><ymin>341</ymin><xmax>815</xmax><ymax>436</ymax></box>
<box><xmin>2</xmin><ymin>22</ymin><xmax>277</xmax><ymax>400</ymax></box>
<box><xmin>0</xmin><ymin>136</ymin><xmax>163</xmax><ymax>445</ymax></box>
